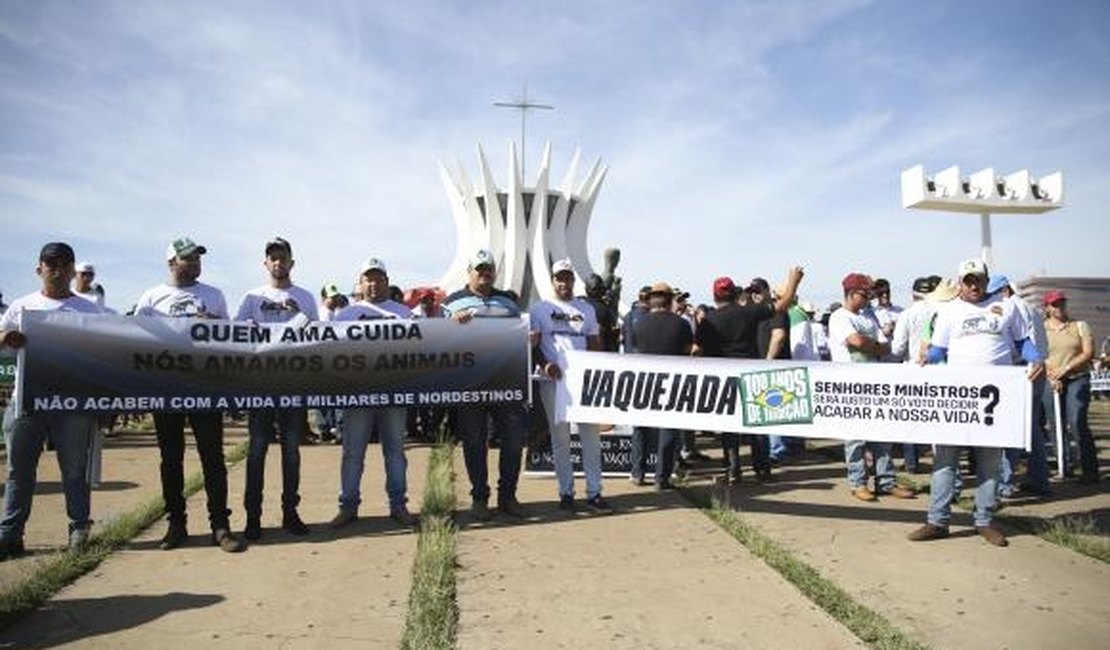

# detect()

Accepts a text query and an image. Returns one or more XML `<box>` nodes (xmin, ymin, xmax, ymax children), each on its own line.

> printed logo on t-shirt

<box><xmin>168</xmin><ymin>295</ymin><xmax>207</xmax><ymax>318</ymax></box>
<box><xmin>260</xmin><ymin>298</ymin><xmax>302</xmax><ymax>314</ymax></box>
<box><xmin>959</xmin><ymin>314</ymin><xmax>1002</xmax><ymax>336</ymax></box>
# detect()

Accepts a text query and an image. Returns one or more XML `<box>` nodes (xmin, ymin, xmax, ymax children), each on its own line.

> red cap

<box><xmin>712</xmin><ymin>276</ymin><xmax>736</xmax><ymax>300</ymax></box>
<box><xmin>842</xmin><ymin>273</ymin><xmax>873</xmax><ymax>292</ymax></box>
<box><xmin>1043</xmin><ymin>290</ymin><xmax>1067</xmax><ymax>306</ymax></box>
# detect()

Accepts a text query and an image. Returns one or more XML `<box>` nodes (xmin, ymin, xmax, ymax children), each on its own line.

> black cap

<box><xmin>265</xmin><ymin>237</ymin><xmax>292</xmax><ymax>256</ymax></box>
<box><xmin>873</xmin><ymin>278</ymin><xmax>891</xmax><ymax>291</ymax></box>
<box><xmin>912</xmin><ymin>276</ymin><xmax>938</xmax><ymax>294</ymax></box>
<box><xmin>39</xmin><ymin>242</ymin><xmax>75</xmax><ymax>264</ymax></box>
<box><xmin>746</xmin><ymin>277</ymin><xmax>770</xmax><ymax>294</ymax></box>
<box><xmin>585</xmin><ymin>273</ymin><xmax>606</xmax><ymax>296</ymax></box>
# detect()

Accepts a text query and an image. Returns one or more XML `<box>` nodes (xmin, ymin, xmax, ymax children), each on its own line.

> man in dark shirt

<box><xmin>582</xmin><ymin>273</ymin><xmax>620</xmax><ymax>352</ymax></box>
<box><xmin>697</xmin><ymin>267</ymin><xmax>805</xmax><ymax>483</ymax></box>
<box><xmin>634</xmin><ymin>282</ymin><xmax>694</xmax><ymax>489</ymax></box>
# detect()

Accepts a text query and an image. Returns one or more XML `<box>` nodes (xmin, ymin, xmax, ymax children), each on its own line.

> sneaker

<box><xmin>389</xmin><ymin>506</ymin><xmax>417</xmax><ymax>527</ymax></box>
<box><xmin>585</xmin><ymin>495</ymin><xmax>614</xmax><ymax>515</ymax></box>
<box><xmin>282</xmin><ymin>511</ymin><xmax>310</xmax><ymax>536</ymax></box>
<box><xmin>472</xmin><ymin>499</ymin><xmax>492</xmax><ymax>522</ymax></box>
<box><xmin>497</xmin><ymin>495</ymin><xmax>528</xmax><ymax>518</ymax></box>
<box><xmin>68</xmin><ymin>527</ymin><xmax>91</xmax><ymax>553</ymax></box>
<box><xmin>212</xmin><ymin>528</ymin><xmax>246</xmax><ymax>553</ymax></box>
<box><xmin>654</xmin><ymin>480</ymin><xmax>675</xmax><ymax>491</ymax></box>
<box><xmin>328</xmin><ymin>508</ymin><xmax>357</xmax><ymax>529</ymax></box>
<box><xmin>244</xmin><ymin>517</ymin><xmax>262</xmax><ymax>541</ymax></box>
<box><xmin>851</xmin><ymin>486</ymin><xmax>878</xmax><ymax>502</ymax></box>
<box><xmin>629</xmin><ymin>475</ymin><xmax>646</xmax><ymax>487</ymax></box>
<box><xmin>0</xmin><ymin>537</ymin><xmax>26</xmax><ymax>561</ymax></box>
<box><xmin>907</xmin><ymin>524</ymin><xmax>950</xmax><ymax>542</ymax></box>
<box><xmin>558</xmin><ymin>495</ymin><xmax>577</xmax><ymax>513</ymax></box>
<box><xmin>976</xmin><ymin>524</ymin><xmax>1009</xmax><ymax>547</ymax></box>
<box><xmin>159</xmin><ymin>521</ymin><xmax>188</xmax><ymax>551</ymax></box>
<box><xmin>881</xmin><ymin>485</ymin><xmax>916</xmax><ymax>499</ymax></box>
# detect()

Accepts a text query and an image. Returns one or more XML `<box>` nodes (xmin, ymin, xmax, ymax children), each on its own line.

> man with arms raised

<box><xmin>0</xmin><ymin>243</ymin><xmax>102</xmax><ymax>557</ymax></box>
<box><xmin>328</xmin><ymin>257</ymin><xmax>416</xmax><ymax>528</ymax></box>
<box><xmin>235</xmin><ymin>237</ymin><xmax>318</xmax><ymax>540</ymax></box>
<box><xmin>530</xmin><ymin>259</ymin><xmax>612</xmax><ymax>514</ymax></box>
<box><xmin>909</xmin><ymin>259</ymin><xmax>1044</xmax><ymax>547</ymax></box>
<box><xmin>134</xmin><ymin>237</ymin><xmax>244</xmax><ymax>553</ymax></box>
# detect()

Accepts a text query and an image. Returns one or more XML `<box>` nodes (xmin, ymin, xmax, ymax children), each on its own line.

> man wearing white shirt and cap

<box><xmin>530</xmin><ymin>258</ymin><xmax>613</xmax><ymax>514</ymax></box>
<box><xmin>72</xmin><ymin>261</ymin><xmax>105</xmax><ymax>309</ymax></box>
<box><xmin>134</xmin><ymin>237</ymin><xmax>244</xmax><ymax>553</ymax></box>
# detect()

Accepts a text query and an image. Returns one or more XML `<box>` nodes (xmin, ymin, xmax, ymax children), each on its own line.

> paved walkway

<box><xmin>0</xmin><ymin>425</ymin><xmax>1106</xmax><ymax>649</ymax></box>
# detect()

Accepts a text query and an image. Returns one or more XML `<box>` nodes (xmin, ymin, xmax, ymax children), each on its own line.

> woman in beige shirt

<box><xmin>1043</xmin><ymin>290</ymin><xmax>1098</xmax><ymax>483</ymax></box>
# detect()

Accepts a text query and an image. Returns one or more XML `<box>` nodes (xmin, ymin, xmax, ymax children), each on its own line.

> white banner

<box><xmin>560</xmin><ymin>351</ymin><xmax>1033</xmax><ymax>449</ymax></box>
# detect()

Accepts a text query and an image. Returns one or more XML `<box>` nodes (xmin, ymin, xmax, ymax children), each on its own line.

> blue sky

<box><xmin>2</xmin><ymin>0</ymin><xmax>1108</xmax><ymax>312</ymax></box>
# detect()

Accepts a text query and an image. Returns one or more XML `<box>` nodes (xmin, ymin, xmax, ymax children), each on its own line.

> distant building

<box><xmin>1016</xmin><ymin>276</ymin><xmax>1110</xmax><ymax>359</ymax></box>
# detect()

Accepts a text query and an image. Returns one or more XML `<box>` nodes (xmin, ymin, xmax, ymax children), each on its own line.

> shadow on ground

<box><xmin>0</xmin><ymin>592</ymin><xmax>223</xmax><ymax>649</ymax></box>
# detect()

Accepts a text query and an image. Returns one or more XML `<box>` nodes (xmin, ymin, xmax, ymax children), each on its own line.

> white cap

<box><xmin>957</xmin><ymin>258</ymin><xmax>988</xmax><ymax>278</ymax></box>
<box><xmin>359</xmin><ymin>257</ymin><xmax>388</xmax><ymax>276</ymax></box>
<box><xmin>76</xmin><ymin>261</ymin><xmax>95</xmax><ymax>274</ymax></box>
<box><xmin>468</xmin><ymin>249</ymin><xmax>495</xmax><ymax>269</ymax></box>
<box><xmin>551</xmin><ymin>258</ymin><xmax>574</xmax><ymax>276</ymax></box>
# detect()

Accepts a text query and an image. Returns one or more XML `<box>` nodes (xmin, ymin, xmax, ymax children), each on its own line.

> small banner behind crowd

<box><xmin>560</xmin><ymin>350</ymin><xmax>1033</xmax><ymax>449</ymax></box>
<box><xmin>17</xmin><ymin>312</ymin><xmax>529</xmax><ymax>414</ymax></box>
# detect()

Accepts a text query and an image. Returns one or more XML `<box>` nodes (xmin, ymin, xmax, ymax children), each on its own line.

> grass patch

<box><xmin>687</xmin><ymin>488</ymin><xmax>929</xmax><ymax>650</ymax></box>
<box><xmin>401</xmin><ymin>438</ymin><xmax>459</xmax><ymax>650</ymax></box>
<box><xmin>998</xmin><ymin>513</ymin><xmax>1110</xmax><ymax>564</ymax></box>
<box><xmin>0</xmin><ymin>441</ymin><xmax>248</xmax><ymax>629</ymax></box>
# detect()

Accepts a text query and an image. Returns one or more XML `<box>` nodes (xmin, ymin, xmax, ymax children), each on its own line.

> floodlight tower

<box><xmin>901</xmin><ymin>164</ymin><xmax>1064</xmax><ymax>266</ymax></box>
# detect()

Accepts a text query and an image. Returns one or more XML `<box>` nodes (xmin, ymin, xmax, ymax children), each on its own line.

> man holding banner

<box><xmin>443</xmin><ymin>249</ymin><xmax>528</xmax><ymax>521</ymax></box>
<box><xmin>235</xmin><ymin>237</ymin><xmax>318</xmax><ymax>540</ymax></box>
<box><xmin>0</xmin><ymin>242</ymin><xmax>102</xmax><ymax>558</ymax></box>
<box><xmin>909</xmin><ymin>259</ymin><xmax>1044</xmax><ymax>547</ymax></box>
<box><xmin>829</xmin><ymin>273</ymin><xmax>916</xmax><ymax>503</ymax></box>
<box><xmin>530</xmin><ymin>258</ymin><xmax>612</xmax><ymax>515</ymax></box>
<box><xmin>134</xmin><ymin>237</ymin><xmax>245</xmax><ymax>553</ymax></box>
<box><xmin>328</xmin><ymin>257</ymin><xmax>417</xmax><ymax>529</ymax></box>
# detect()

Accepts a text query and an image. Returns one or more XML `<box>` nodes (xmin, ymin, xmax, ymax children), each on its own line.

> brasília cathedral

<box><xmin>436</xmin><ymin>142</ymin><xmax>612</xmax><ymax>307</ymax></box>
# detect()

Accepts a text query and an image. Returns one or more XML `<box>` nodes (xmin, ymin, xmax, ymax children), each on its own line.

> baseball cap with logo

<box><xmin>40</xmin><ymin>242</ymin><xmax>76</xmax><ymax>265</ymax></box>
<box><xmin>469</xmin><ymin>249</ymin><xmax>495</xmax><ymax>270</ymax></box>
<box><xmin>265</xmin><ymin>237</ymin><xmax>292</xmax><ymax>256</ymax></box>
<box><xmin>321</xmin><ymin>283</ymin><xmax>341</xmax><ymax>299</ymax></box>
<box><xmin>76</xmin><ymin>261</ymin><xmax>95</xmax><ymax>274</ymax></box>
<box><xmin>359</xmin><ymin>257</ymin><xmax>388</xmax><ymax>276</ymax></box>
<box><xmin>912</xmin><ymin>276</ymin><xmax>937</xmax><ymax>295</ymax></box>
<box><xmin>165</xmin><ymin>237</ymin><xmax>207</xmax><ymax>261</ymax></box>
<box><xmin>712</xmin><ymin>277</ymin><xmax>736</xmax><ymax>300</ymax></box>
<box><xmin>841</xmin><ymin>273</ymin><xmax>873</xmax><ymax>292</ymax></box>
<box><xmin>957</xmin><ymin>258</ymin><xmax>988</xmax><ymax>278</ymax></box>
<box><xmin>551</xmin><ymin>258</ymin><xmax>575</xmax><ymax>276</ymax></box>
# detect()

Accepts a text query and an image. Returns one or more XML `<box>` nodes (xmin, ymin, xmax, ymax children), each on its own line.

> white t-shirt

<box><xmin>1</xmin><ymin>291</ymin><xmax>104</xmax><ymax>408</ymax></box>
<box><xmin>931</xmin><ymin>295</ymin><xmax>1030</xmax><ymax>367</ymax></box>
<box><xmin>73</xmin><ymin>288</ymin><xmax>106</xmax><ymax>309</ymax></box>
<box><xmin>235</xmin><ymin>284</ymin><xmax>319</xmax><ymax>323</ymax></box>
<box><xmin>529</xmin><ymin>297</ymin><xmax>599</xmax><ymax>368</ymax></box>
<box><xmin>134</xmin><ymin>282</ymin><xmax>229</xmax><ymax>319</ymax></box>
<box><xmin>334</xmin><ymin>300</ymin><xmax>412</xmax><ymax>321</ymax></box>
<box><xmin>828</xmin><ymin>307</ymin><xmax>886</xmax><ymax>363</ymax></box>
<box><xmin>891</xmin><ymin>299</ymin><xmax>936</xmax><ymax>363</ymax></box>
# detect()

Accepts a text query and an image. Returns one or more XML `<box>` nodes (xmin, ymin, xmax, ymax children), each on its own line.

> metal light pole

<box><xmin>901</xmin><ymin>164</ymin><xmax>1064</xmax><ymax>267</ymax></box>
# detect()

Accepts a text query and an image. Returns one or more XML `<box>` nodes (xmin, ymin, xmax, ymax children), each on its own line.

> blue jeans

<box><xmin>844</xmin><ymin>439</ymin><xmax>897</xmax><ymax>491</ymax></box>
<box><xmin>927</xmin><ymin>445</ymin><xmax>1002</xmax><ymax>527</ymax></box>
<box><xmin>456</xmin><ymin>404</ymin><xmax>525</xmax><ymax>502</ymax></box>
<box><xmin>154</xmin><ymin>411</ymin><xmax>230</xmax><ymax>530</ymax></box>
<box><xmin>339</xmin><ymin>407</ymin><xmax>408</xmax><ymax>512</ymax></box>
<box><xmin>1045</xmin><ymin>374</ymin><xmax>1097</xmax><ymax>478</ymax></box>
<box><xmin>1001</xmin><ymin>375</ymin><xmax>1050</xmax><ymax>494</ymax></box>
<box><xmin>539</xmin><ymin>382</ymin><xmax>602</xmax><ymax>499</ymax></box>
<box><xmin>1</xmin><ymin>412</ymin><xmax>94</xmax><ymax>541</ymax></box>
<box><xmin>244</xmin><ymin>408</ymin><xmax>304</xmax><ymax>518</ymax></box>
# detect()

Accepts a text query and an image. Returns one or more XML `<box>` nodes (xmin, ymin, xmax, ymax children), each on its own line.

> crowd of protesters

<box><xmin>0</xmin><ymin>236</ymin><xmax>1103</xmax><ymax>558</ymax></box>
